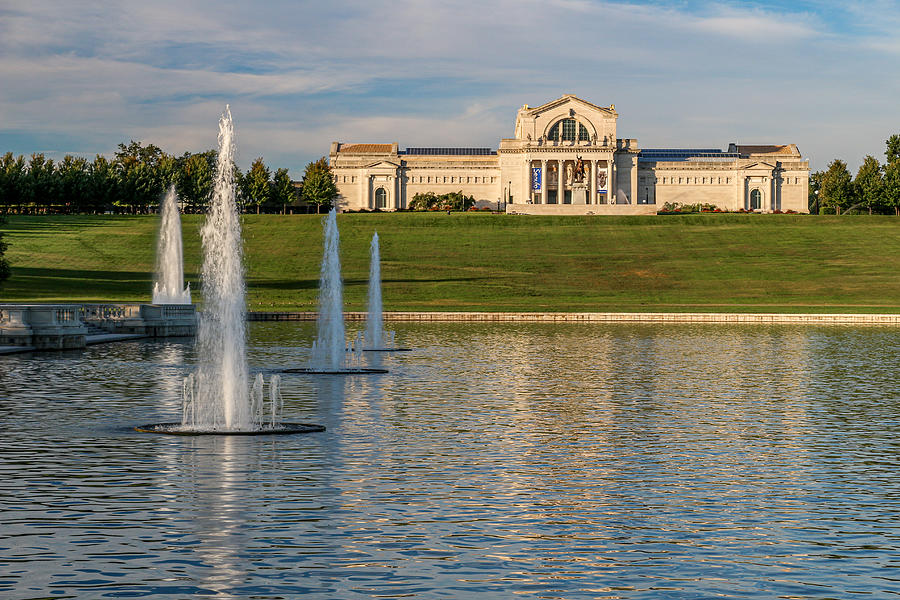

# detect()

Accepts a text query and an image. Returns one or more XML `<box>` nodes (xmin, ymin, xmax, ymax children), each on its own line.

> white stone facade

<box><xmin>329</xmin><ymin>95</ymin><xmax>809</xmax><ymax>214</ymax></box>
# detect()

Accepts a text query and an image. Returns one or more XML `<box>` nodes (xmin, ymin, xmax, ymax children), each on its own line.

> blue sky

<box><xmin>1</xmin><ymin>0</ymin><xmax>898</xmax><ymax>176</ymax></box>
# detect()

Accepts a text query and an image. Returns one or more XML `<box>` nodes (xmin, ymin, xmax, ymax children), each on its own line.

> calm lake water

<box><xmin>1</xmin><ymin>322</ymin><xmax>898</xmax><ymax>599</ymax></box>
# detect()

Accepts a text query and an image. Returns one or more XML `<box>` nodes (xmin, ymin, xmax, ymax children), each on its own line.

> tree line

<box><xmin>810</xmin><ymin>134</ymin><xmax>900</xmax><ymax>215</ymax></box>
<box><xmin>0</xmin><ymin>142</ymin><xmax>338</xmax><ymax>215</ymax></box>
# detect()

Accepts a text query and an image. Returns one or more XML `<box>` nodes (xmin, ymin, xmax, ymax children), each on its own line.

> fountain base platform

<box><xmin>363</xmin><ymin>347</ymin><xmax>412</xmax><ymax>352</ymax></box>
<box><xmin>282</xmin><ymin>367</ymin><xmax>388</xmax><ymax>375</ymax></box>
<box><xmin>135</xmin><ymin>422</ymin><xmax>326</xmax><ymax>435</ymax></box>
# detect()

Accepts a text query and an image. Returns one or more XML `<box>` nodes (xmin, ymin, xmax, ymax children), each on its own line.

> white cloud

<box><xmin>0</xmin><ymin>0</ymin><xmax>898</xmax><ymax>174</ymax></box>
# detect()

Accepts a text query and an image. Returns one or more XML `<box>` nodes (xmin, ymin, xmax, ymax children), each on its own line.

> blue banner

<box><xmin>531</xmin><ymin>167</ymin><xmax>542</xmax><ymax>190</ymax></box>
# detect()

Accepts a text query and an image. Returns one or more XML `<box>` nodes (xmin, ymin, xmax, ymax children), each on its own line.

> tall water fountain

<box><xmin>365</xmin><ymin>232</ymin><xmax>384</xmax><ymax>349</ymax></box>
<box><xmin>363</xmin><ymin>232</ymin><xmax>409</xmax><ymax>352</ymax></box>
<box><xmin>152</xmin><ymin>185</ymin><xmax>191</xmax><ymax>305</ymax></box>
<box><xmin>192</xmin><ymin>105</ymin><xmax>250</xmax><ymax>430</ymax></box>
<box><xmin>311</xmin><ymin>209</ymin><xmax>346</xmax><ymax>370</ymax></box>
<box><xmin>138</xmin><ymin>106</ymin><xmax>323</xmax><ymax>434</ymax></box>
<box><xmin>284</xmin><ymin>209</ymin><xmax>386</xmax><ymax>374</ymax></box>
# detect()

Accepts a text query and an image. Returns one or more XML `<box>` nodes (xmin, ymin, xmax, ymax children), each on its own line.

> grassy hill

<box><xmin>2</xmin><ymin>212</ymin><xmax>899</xmax><ymax>313</ymax></box>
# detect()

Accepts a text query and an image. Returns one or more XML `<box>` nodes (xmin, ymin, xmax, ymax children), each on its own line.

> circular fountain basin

<box><xmin>135</xmin><ymin>422</ymin><xmax>326</xmax><ymax>435</ymax></box>
<box><xmin>281</xmin><ymin>367</ymin><xmax>388</xmax><ymax>374</ymax></box>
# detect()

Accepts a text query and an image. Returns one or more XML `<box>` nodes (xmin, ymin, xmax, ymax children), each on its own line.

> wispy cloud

<box><xmin>0</xmin><ymin>0</ymin><xmax>898</xmax><ymax>174</ymax></box>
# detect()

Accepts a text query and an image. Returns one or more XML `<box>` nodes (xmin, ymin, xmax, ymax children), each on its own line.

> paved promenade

<box><xmin>249</xmin><ymin>311</ymin><xmax>900</xmax><ymax>324</ymax></box>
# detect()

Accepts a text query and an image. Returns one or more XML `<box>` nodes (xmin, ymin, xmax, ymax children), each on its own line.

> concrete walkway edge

<box><xmin>249</xmin><ymin>311</ymin><xmax>900</xmax><ymax>324</ymax></box>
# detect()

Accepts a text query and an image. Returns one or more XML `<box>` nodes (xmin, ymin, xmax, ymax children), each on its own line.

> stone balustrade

<box><xmin>1</xmin><ymin>303</ymin><xmax>197</xmax><ymax>352</ymax></box>
<box><xmin>81</xmin><ymin>304</ymin><xmax>141</xmax><ymax>321</ymax></box>
<box><xmin>0</xmin><ymin>304</ymin><xmax>88</xmax><ymax>349</ymax></box>
<box><xmin>139</xmin><ymin>304</ymin><xmax>197</xmax><ymax>336</ymax></box>
<box><xmin>82</xmin><ymin>303</ymin><xmax>196</xmax><ymax>336</ymax></box>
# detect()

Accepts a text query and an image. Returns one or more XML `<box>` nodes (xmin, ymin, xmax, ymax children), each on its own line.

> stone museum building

<box><xmin>329</xmin><ymin>95</ymin><xmax>810</xmax><ymax>214</ymax></box>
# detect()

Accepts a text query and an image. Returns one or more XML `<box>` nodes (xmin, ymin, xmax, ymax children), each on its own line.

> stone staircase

<box><xmin>83</xmin><ymin>322</ymin><xmax>110</xmax><ymax>337</ymax></box>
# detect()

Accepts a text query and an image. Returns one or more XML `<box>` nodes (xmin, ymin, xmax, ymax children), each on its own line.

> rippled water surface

<box><xmin>1</xmin><ymin>322</ymin><xmax>899</xmax><ymax>599</ymax></box>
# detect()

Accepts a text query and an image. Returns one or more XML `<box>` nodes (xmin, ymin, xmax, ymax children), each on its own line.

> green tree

<box><xmin>157</xmin><ymin>155</ymin><xmax>177</xmax><ymax>189</ymax></box>
<box><xmin>0</xmin><ymin>153</ymin><xmax>27</xmax><ymax>213</ymax></box>
<box><xmin>886</xmin><ymin>134</ymin><xmax>900</xmax><ymax>164</ymax></box>
<box><xmin>408</xmin><ymin>191</ymin><xmax>474</xmax><ymax>211</ymax></box>
<box><xmin>853</xmin><ymin>155</ymin><xmax>884</xmax><ymax>215</ymax></box>
<box><xmin>89</xmin><ymin>155</ymin><xmax>118</xmax><ymax>214</ymax></box>
<box><xmin>0</xmin><ymin>215</ymin><xmax>9</xmax><ymax>286</ymax></box>
<box><xmin>820</xmin><ymin>159</ymin><xmax>853</xmax><ymax>215</ymax></box>
<box><xmin>441</xmin><ymin>191</ymin><xmax>475</xmax><ymax>211</ymax></box>
<box><xmin>409</xmin><ymin>192</ymin><xmax>439</xmax><ymax>211</ymax></box>
<box><xmin>301</xmin><ymin>157</ymin><xmax>338</xmax><ymax>214</ymax></box>
<box><xmin>241</xmin><ymin>157</ymin><xmax>271</xmax><ymax>214</ymax></box>
<box><xmin>177</xmin><ymin>151</ymin><xmax>215</xmax><ymax>212</ymax></box>
<box><xmin>808</xmin><ymin>170</ymin><xmax>823</xmax><ymax>214</ymax></box>
<box><xmin>885</xmin><ymin>135</ymin><xmax>900</xmax><ymax>216</ymax></box>
<box><xmin>884</xmin><ymin>159</ymin><xmax>900</xmax><ymax>216</ymax></box>
<box><xmin>27</xmin><ymin>153</ymin><xmax>57</xmax><ymax>213</ymax></box>
<box><xmin>117</xmin><ymin>160</ymin><xmax>164</xmax><ymax>214</ymax></box>
<box><xmin>270</xmin><ymin>167</ymin><xmax>296</xmax><ymax>214</ymax></box>
<box><xmin>115</xmin><ymin>140</ymin><xmax>165</xmax><ymax>168</ymax></box>
<box><xmin>113</xmin><ymin>140</ymin><xmax>170</xmax><ymax>213</ymax></box>
<box><xmin>57</xmin><ymin>155</ymin><xmax>90</xmax><ymax>213</ymax></box>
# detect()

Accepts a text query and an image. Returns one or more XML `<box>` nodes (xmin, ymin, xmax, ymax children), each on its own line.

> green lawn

<box><xmin>2</xmin><ymin>212</ymin><xmax>900</xmax><ymax>313</ymax></box>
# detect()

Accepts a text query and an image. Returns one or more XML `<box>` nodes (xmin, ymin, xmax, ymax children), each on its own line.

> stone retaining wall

<box><xmin>1</xmin><ymin>303</ymin><xmax>197</xmax><ymax>352</ymax></box>
<box><xmin>0</xmin><ymin>304</ymin><xmax>87</xmax><ymax>349</ymax></box>
<box><xmin>249</xmin><ymin>311</ymin><xmax>900</xmax><ymax>325</ymax></box>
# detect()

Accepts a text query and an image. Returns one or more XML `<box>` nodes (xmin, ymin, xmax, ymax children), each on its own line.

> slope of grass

<box><xmin>2</xmin><ymin>213</ymin><xmax>899</xmax><ymax>313</ymax></box>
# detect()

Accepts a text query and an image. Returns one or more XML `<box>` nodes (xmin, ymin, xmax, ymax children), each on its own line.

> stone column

<box><xmin>541</xmin><ymin>160</ymin><xmax>548</xmax><ymax>204</ymax></box>
<box><xmin>558</xmin><ymin>159</ymin><xmax>565</xmax><ymax>204</ymax></box>
<box><xmin>629</xmin><ymin>156</ymin><xmax>637</xmax><ymax>205</ymax></box>
<box><xmin>744</xmin><ymin>177</ymin><xmax>749</xmax><ymax>210</ymax></box>
<box><xmin>605</xmin><ymin>160</ymin><xmax>611</xmax><ymax>204</ymax></box>
<box><xmin>524</xmin><ymin>162</ymin><xmax>531</xmax><ymax>205</ymax></box>
<box><xmin>394</xmin><ymin>174</ymin><xmax>400</xmax><ymax>209</ymax></box>
<box><xmin>589</xmin><ymin>160</ymin><xmax>596</xmax><ymax>204</ymax></box>
<box><xmin>610</xmin><ymin>157</ymin><xmax>617</xmax><ymax>204</ymax></box>
<box><xmin>771</xmin><ymin>174</ymin><xmax>777</xmax><ymax>211</ymax></box>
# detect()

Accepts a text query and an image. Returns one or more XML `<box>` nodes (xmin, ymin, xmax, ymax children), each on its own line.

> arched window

<box><xmin>375</xmin><ymin>187</ymin><xmax>388</xmax><ymax>209</ymax></box>
<box><xmin>750</xmin><ymin>189</ymin><xmax>762</xmax><ymax>210</ymax></box>
<box><xmin>547</xmin><ymin>118</ymin><xmax>591</xmax><ymax>142</ymax></box>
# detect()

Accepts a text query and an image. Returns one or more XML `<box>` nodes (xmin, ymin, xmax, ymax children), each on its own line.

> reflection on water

<box><xmin>1</xmin><ymin>323</ymin><xmax>899</xmax><ymax>598</ymax></box>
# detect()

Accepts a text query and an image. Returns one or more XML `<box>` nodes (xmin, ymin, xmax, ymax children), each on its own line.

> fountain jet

<box><xmin>152</xmin><ymin>186</ymin><xmax>191</xmax><ymax>305</ymax></box>
<box><xmin>365</xmin><ymin>232</ymin><xmax>384</xmax><ymax>350</ymax></box>
<box><xmin>137</xmin><ymin>106</ymin><xmax>324</xmax><ymax>434</ymax></box>
<box><xmin>192</xmin><ymin>105</ymin><xmax>250</xmax><ymax>430</ymax></box>
<box><xmin>284</xmin><ymin>210</ymin><xmax>387</xmax><ymax>374</ymax></box>
<box><xmin>310</xmin><ymin>208</ymin><xmax>346</xmax><ymax>370</ymax></box>
<box><xmin>362</xmin><ymin>232</ymin><xmax>410</xmax><ymax>353</ymax></box>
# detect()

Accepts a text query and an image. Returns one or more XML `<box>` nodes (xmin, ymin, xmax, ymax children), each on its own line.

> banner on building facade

<box><xmin>531</xmin><ymin>167</ymin><xmax>541</xmax><ymax>190</ymax></box>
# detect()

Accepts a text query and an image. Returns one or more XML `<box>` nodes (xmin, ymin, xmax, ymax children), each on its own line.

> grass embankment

<box><xmin>2</xmin><ymin>213</ymin><xmax>899</xmax><ymax>313</ymax></box>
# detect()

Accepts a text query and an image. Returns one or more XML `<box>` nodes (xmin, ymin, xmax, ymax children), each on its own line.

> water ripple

<box><xmin>1</xmin><ymin>323</ymin><xmax>899</xmax><ymax>598</ymax></box>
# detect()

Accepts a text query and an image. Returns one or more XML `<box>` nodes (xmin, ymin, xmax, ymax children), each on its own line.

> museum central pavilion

<box><xmin>329</xmin><ymin>95</ymin><xmax>810</xmax><ymax>214</ymax></box>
